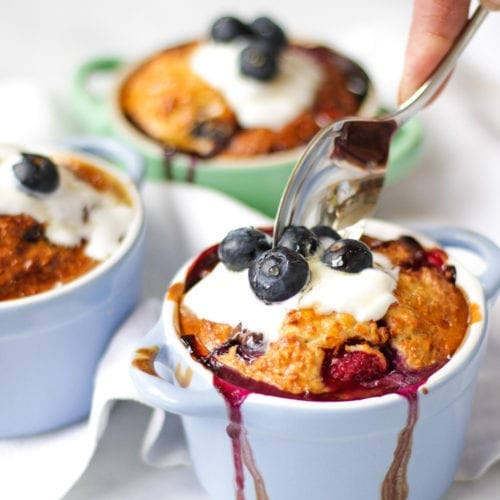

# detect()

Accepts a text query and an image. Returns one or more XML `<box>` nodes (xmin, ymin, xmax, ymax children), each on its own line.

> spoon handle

<box><xmin>391</xmin><ymin>5</ymin><xmax>489</xmax><ymax>127</ymax></box>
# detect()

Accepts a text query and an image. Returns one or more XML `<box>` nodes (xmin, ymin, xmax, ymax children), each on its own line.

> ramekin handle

<box><xmin>422</xmin><ymin>227</ymin><xmax>500</xmax><ymax>304</ymax></box>
<box><xmin>130</xmin><ymin>321</ymin><xmax>225</xmax><ymax>417</ymax></box>
<box><xmin>71</xmin><ymin>57</ymin><xmax>125</xmax><ymax>135</ymax></box>
<box><xmin>64</xmin><ymin>135</ymin><xmax>145</xmax><ymax>187</ymax></box>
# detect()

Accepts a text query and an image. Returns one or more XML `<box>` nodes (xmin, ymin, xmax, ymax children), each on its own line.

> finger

<box><xmin>398</xmin><ymin>0</ymin><xmax>470</xmax><ymax>104</ymax></box>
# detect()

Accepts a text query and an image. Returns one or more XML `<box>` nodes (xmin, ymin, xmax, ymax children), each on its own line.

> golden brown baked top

<box><xmin>0</xmin><ymin>156</ymin><xmax>131</xmax><ymax>301</ymax></box>
<box><xmin>173</xmin><ymin>234</ymin><xmax>472</xmax><ymax>399</ymax></box>
<box><xmin>61</xmin><ymin>156</ymin><xmax>132</xmax><ymax>205</ymax></box>
<box><xmin>120</xmin><ymin>41</ymin><xmax>367</xmax><ymax>158</ymax></box>
<box><xmin>0</xmin><ymin>214</ymin><xmax>97</xmax><ymax>301</ymax></box>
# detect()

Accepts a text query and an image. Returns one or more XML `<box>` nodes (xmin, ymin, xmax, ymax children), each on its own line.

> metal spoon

<box><xmin>273</xmin><ymin>5</ymin><xmax>489</xmax><ymax>244</ymax></box>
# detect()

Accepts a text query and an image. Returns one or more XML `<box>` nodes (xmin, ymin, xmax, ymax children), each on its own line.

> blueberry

<box><xmin>22</xmin><ymin>223</ymin><xmax>44</xmax><ymax>243</ymax></box>
<box><xmin>13</xmin><ymin>153</ymin><xmax>60</xmax><ymax>195</ymax></box>
<box><xmin>210</xmin><ymin>16</ymin><xmax>250</xmax><ymax>42</ymax></box>
<box><xmin>218</xmin><ymin>227</ymin><xmax>271</xmax><ymax>271</ymax></box>
<box><xmin>240</xmin><ymin>41</ymin><xmax>278</xmax><ymax>81</ymax></box>
<box><xmin>278</xmin><ymin>225</ymin><xmax>319</xmax><ymax>258</ymax></box>
<box><xmin>190</xmin><ymin>120</ymin><xmax>233</xmax><ymax>154</ymax></box>
<box><xmin>311</xmin><ymin>225</ymin><xmax>342</xmax><ymax>249</ymax></box>
<box><xmin>249</xmin><ymin>247</ymin><xmax>310</xmax><ymax>302</ymax></box>
<box><xmin>233</xmin><ymin>329</ymin><xmax>267</xmax><ymax>362</ymax></box>
<box><xmin>321</xmin><ymin>239</ymin><xmax>373</xmax><ymax>273</ymax></box>
<box><xmin>250</xmin><ymin>16</ymin><xmax>287</xmax><ymax>50</ymax></box>
<box><xmin>311</xmin><ymin>225</ymin><xmax>341</xmax><ymax>241</ymax></box>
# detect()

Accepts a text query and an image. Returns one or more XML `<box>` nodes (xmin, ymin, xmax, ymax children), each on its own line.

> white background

<box><xmin>1</xmin><ymin>0</ymin><xmax>500</xmax><ymax>498</ymax></box>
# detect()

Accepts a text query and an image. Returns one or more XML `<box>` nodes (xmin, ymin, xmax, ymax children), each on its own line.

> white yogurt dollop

<box><xmin>0</xmin><ymin>153</ymin><xmax>134</xmax><ymax>261</ymax></box>
<box><xmin>298</xmin><ymin>259</ymin><xmax>398</xmax><ymax>322</ymax></box>
<box><xmin>190</xmin><ymin>41</ymin><xmax>323</xmax><ymax>130</ymax></box>
<box><xmin>183</xmin><ymin>253</ymin><xmax>398</xmax><ymax>342</ymax></box>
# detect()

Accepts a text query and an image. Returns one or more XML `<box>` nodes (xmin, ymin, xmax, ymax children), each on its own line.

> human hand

<box><xmin>398</xmin><ymin>0</ymin><xmax>500</xmax><ymax>104</ymax></box>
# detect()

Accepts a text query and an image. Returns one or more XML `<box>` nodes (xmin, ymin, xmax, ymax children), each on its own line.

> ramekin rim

<box><xmin>158</xmin><ymin>218</ymin><xmax>487</xmax><ymax>412</ymax></box>
<box><xmin>107</xmin><ymin>41</ymin><xmax>379</xmax><ymax>169</ymax></box>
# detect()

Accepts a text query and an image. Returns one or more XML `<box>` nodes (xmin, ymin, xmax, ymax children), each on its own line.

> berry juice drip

<box><xmin>163</xmin><ymin>147</ymin><xmax>177</xmax><ymax>180</ymax></box>
<box><xmin>186</xmin><ymin>155</ymin><xmax>199</xmax><ymax>183</ymax></box>
<box><xmin>162</xmin><ymin>147</ymin><xmax>200</xmax><ymax>183</ymax></box>
<box><xmin>380</xmin><ymin>388</ymin><xmax>420</xmax><ymax>500</ymax></box>
<box><xmin>214</xmin><ymin>376</ymin><xmax>269</xmax><ymax>500</ymax></box>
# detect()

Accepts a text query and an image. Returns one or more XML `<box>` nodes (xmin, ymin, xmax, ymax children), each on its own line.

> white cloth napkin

<box><xmin>456</xmin><ymin>324</ymin><xmax>500</xmax><ymax>480</ymax></box>
<box><xmin>0</xmin><ymin>299</ymin><xmax>169</xmax><ymax>500</ymax></box>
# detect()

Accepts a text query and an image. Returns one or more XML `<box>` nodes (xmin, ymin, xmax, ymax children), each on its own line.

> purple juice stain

<box><xmin>163</xmin><ymin>146</ymin><xmax>176</xmax><ymax>179</ymax></box>
<box><xmin>214</xmin><ymin>376</ymin><xmax>269</xmax><ymax>500</ymax></box>
<box><xmin>163</xmin><ymin>147</ymin><xmax>200</xmax><ymax>183</ymax></box>
<box><xmin>380</xmin><ymin>390</ymin><xmax>419</xmax><ymax>500</ymax></box>
<box><xmin>186</xmin><ymin>155</ymin><xmax>198</xmax><ymax>183</ymax></box>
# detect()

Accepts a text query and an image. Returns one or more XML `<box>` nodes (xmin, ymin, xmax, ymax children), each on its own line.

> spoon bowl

<box><xmin>273</xmin><ymin>5</ymin><xmax>489</xmax><ymax>244</ymax></box>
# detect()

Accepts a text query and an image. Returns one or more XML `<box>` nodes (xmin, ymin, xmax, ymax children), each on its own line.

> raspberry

<box><xmin>425</xmin><ymin>248</ymin><xmax>456</xmax><ymax>282</ymax></box>
<box><xmin>322</xmin><ymin>349</ymin><xmax>387</xmax><ymax>388</ymax></box>
<box><xmin>425</xmin><ymin>248</ymin><xmax>447</xmax><ymax>269</ymax></box>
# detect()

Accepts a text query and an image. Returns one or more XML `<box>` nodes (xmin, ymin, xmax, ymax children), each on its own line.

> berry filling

<box><xmin>322</xmin><ymin>347</ymin><xmax>388</xmax><ymax>388</ymax></box>
<box><xmin>178</xmin><ymin>226</ymin><xmax>468</xmax><ymax>402</ymax></box>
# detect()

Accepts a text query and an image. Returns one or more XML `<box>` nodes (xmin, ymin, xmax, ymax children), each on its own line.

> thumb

<box><xmin>398</xmin><ymin>0</ymin><xmax>469</xmax><ymax>104</ymax></box>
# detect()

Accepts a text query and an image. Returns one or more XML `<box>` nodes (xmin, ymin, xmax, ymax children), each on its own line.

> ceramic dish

<box><xmin>0</xmin><ymin>136</ymin><xmax>145</xmax><ymax>438</ymax></box>
<box><xmin>131</xmin><ymin>220</ymin><xmax>500</xmax><ymax>500</ymax></box>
